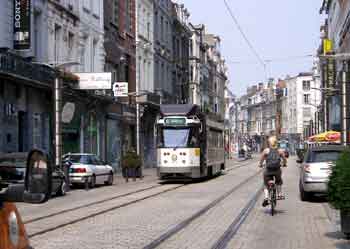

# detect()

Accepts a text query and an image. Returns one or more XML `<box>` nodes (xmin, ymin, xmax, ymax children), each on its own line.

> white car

<box><xmin>63</xmin><ymin>153</ymin><xmax>114</xmax><ymax>188</ymax></box>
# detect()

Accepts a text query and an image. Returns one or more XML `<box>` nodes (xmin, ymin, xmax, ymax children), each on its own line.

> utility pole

<box><xmin>342</xmin><ymin>61</ymin><xmax>348</xmax><ymax>146</ymax></box>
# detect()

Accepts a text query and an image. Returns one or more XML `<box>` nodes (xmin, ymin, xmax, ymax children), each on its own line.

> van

<box><xmin>0</xmin><ymin>149</ymin><xmax>52</xmax><ymax>249</ymax></box>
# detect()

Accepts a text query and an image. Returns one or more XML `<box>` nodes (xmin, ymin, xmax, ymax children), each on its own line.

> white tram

<box><xmin>156</xmin><ymin>104</ymin><xmax>225</xmax><ymax>179</ymax></box>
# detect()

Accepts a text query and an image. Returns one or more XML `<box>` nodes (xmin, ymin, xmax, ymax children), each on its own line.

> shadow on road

<box><xmin>325</xmin><ymin>232</ymin><xmax>350</xmax><ymax>248</ymax></box>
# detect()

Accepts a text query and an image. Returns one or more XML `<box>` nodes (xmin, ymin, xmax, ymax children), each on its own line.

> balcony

<box><xmin>0</xmin><ymin>49</ymin><xmax>56</xmax><ymax>88</ymax></box>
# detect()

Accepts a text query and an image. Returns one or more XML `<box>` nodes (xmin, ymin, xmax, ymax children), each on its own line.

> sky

<box><xmin>175</xmin><ymin>0</ymin><xmax>324</xmax><ymax>96</ymax></box>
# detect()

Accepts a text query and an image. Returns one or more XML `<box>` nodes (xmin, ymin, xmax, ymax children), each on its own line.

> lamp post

<box><xmin>33</xmin><ymin>61</ymin><xmax>80</xmax><ymax>168</ymax></box>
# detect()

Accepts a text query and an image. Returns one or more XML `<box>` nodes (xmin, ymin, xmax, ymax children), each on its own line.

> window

<box><xmin>303</xmin><ymin>107</ymin><xmax>311</xmax><ymax>118</ymax></box>
<box><xmin>304</xmin><ymin>94</ymin><xmax>310</xmax><ymax>104</ymax></box>
<box><xmin>125</xmin><ymin>0</ymin><xmax>132</xmax><ymax>32</ymax></box>
<box><xmin>68</xmin><ymin>32</ymin><xmax>74</xmax><ymax>52</ymax></box>
<box><xmin>113</xmin><ymin>0</ymin><xmax>119</xmax><ymax>25</ymax></box>
<box><xmin>303</xmin><ymin>80</ymin><xmax>311</xmax><ymax>91</ymax></box>
<box><xmin>147</xmin><ymin>22</ymin><xmax>150</xmax><ymax>40</ymax></box>
<box><xmin>54</xmin><ymin>24</ymin><xmax>61</xmax><ymax>63</ymax></box>
<box><xmin>92</xmin><ymin>40</ymin><xmax>97</xmax><ymax>71</ymax></box>
<box><xmin>160</xmin><ymin>16</ymin><xmax>164</xmax><ymax>42</ymax></box>
<box><xmin>92</xmin><ymin>0</ymin><xmax>100</xmax><ymax>17</ymax></box>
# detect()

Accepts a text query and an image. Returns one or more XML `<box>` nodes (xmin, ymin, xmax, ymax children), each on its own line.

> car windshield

<box><xmin>307</xmin><ymin>151</ymin><xmax>342</xmax><ymax>163</ymax></box>
<box><xmin>69</xmin><ymin>155</ymin><xmax>91</xmax><ymax>164</ymax></box>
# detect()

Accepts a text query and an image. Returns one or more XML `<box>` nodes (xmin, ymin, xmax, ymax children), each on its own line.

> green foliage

<box><xmin>121</xmin><ymin>150</ymin><xmax>142</xmax><ymax>169</ymax></box>
<box><xmin>328</xmin><ymin>149</ymin><xmax>350</xmax><ymax>210</ymax></box>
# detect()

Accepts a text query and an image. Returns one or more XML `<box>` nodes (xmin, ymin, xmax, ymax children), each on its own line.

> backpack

<box><xmin>266</xmin><ymin>148</ymin><xmax>281</xmax><ymax>170</ymax></box>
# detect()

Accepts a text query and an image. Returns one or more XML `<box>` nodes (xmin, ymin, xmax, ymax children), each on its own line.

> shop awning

<box><xmin>308</xmin><ymin>130</ymin><xmax>341</xmax><ymax>143</ymax></box>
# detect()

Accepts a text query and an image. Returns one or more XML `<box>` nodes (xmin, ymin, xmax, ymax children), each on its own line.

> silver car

<box><xmin>298</xmin><ymin>145</ymin><xmax>346</xmax><ymax>201</ymax></box>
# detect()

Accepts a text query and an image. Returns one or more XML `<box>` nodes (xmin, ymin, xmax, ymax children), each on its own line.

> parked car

<box><xmin>298</xmin><ymin>145</ymin><xmax>346</xmax><ymax>201</ymax></box>
<box><xmin>0</xmin><ymin>152</ymin><xmax>67</xmax><ymax>196</ymax></box>
<box><xmin>63</xmin><ymin>153</ymin><xmax>114</xmax><ymax>188</ymax></box>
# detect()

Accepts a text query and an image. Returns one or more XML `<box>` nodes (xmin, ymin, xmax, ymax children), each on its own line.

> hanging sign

<box><xmin>113</xmin><ymin>82</ymin><xmax>128</xmax><ymax>97</ymax></box>
<box><xmin>13</xmin><ymin>0</ymin><xmax>31</xmax><ymax>50</ymax></box>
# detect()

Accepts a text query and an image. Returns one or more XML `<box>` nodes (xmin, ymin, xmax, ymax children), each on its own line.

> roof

<box><xmin>160</xmin><ymin>104</ymin><xmax>200</xmax><ymax>116</ymax></box>
<box><xmin>308</xmin><ymin>145</ymin><xmax>347</xmax><ymax>152</ymax></box>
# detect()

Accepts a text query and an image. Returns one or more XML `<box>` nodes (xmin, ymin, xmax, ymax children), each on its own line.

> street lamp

<box><xmin>33</xmin><ymin>61</ymin><xmax>80</xmax><ymax>169</ymax></box>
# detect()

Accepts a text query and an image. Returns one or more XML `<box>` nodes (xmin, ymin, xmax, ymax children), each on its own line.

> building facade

<box><xmin>153</xmin><ymin>0</ymin><xmax>174</xmax><ymax>104</ymax></box>
<box><xmin>320</xmin><ymin>0</ymin><xmax>350</xmax><ymax>145</ymax></box>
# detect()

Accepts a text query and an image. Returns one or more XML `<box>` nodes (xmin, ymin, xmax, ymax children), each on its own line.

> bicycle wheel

<box><xmin>270</xmin><ymin>187</ymin><xmax>276</xmax><ymax>216</ymax></box>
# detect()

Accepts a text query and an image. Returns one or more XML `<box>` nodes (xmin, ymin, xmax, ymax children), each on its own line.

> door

<box><xmin>92</xmin><ymin>155</ymin><xmax>107</xmax><ymax>184</ymax></box>
<box><xmin>18</xmin><ymin>111</ymin><xmax>28</xmax><ymax>152</ymax></box>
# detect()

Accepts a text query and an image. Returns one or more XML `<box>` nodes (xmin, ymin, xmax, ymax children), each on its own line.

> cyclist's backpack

<box><xmin>266</xmin><ymin>149</ymin><xmax>281</xmax><ymax>170</ymax></box>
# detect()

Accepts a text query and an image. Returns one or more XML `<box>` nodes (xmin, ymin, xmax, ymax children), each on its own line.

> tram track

<box><xmin>27</xmin><ymin>158</ymin><xmax>259</xmax><ymax>239</ymax></box>
<box><xmin>142</xmin><ymin>169</ymin><xmax>263</xmax><ymax>249</ymax></box>
<box><xmin>26</xmin><ymin>158</ymin><xmax>256</xmax><ymax>225</ymax></box>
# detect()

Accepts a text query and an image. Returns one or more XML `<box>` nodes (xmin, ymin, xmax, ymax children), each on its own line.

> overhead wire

<box><xmin>223</xmin><ymin>0</ymin><xmax>267</xmax><ymax>79</ymax></box>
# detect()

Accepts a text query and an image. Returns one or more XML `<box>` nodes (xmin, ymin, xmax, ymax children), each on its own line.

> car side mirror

<box><xmin>23</xmin><ymin>149</ymin><xmax>52</xmax><ymax>203</ymax></box>
<box><xmin>1</xmin><ymin>149</ymin><xmax>52</xmax><ymax>203</ymax></box>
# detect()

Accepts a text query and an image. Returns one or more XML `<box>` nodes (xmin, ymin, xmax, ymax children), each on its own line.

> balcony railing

<box><xmin>0</xmin><ymin>49</ymin><xmax>56</xmax><ymax>87</ymax></box>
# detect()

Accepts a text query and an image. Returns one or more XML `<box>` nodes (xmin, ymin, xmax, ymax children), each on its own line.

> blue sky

<box><xmin>176</xmin><ymin>0</ymin><xmax>324</xmax><ymax>96</ymax></box>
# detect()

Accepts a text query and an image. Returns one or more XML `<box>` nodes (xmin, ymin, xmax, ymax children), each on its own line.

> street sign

<box><xmin>113</xmin><ymin>82</ymin><xmax>128</xmax><ymax>97</ymax></box>
<box><xmin>75</xmin><ymin>73</ymin><xmax>112</xmax><ymax>89</ymax></box>
<box><xmin>62</xmin><ymin>102</ymin><xmax>75</xmax><ymax>123</ymax></box>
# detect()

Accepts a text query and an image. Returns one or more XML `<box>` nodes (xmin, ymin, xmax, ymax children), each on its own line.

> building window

<box><xmin>303</xmin><ymin>80</ymin><xmax>311</xmax><ymax>91</ymax></box>
<box><xmin>303</xmin><ymin>107</ymin><xmax>311</xmax><ymax>118</ymax></box>
<box><xmin>92</xmin><ymin>0</ymin><xmax>100</xmax><ymax>17</ymax></box>
<box><xmin>68</xmin><ymin>32</ymin><xmax>74</xmax><ymax>55</ymax></box>
<box><xmin>147</xmin><ymin>21</ymin><xmax>150</xmax><ymax>40</ymax></box>
<box><xmin>54</xmin><ymin>24</ymin><xmax>61</xmax><ymax>63</ymax></box>
<box><xmin>125</xmin><ymin>0</ymin><xmax>132</xmax><ymax>32</ymax></box>
<box><xmin>304</xmin><ymin>94</ymin><xmax>310</xmax><ymax>104</ymax></box>
<box><xmin>92</xmin><ymin>40</ymin><xmax>97</xmax><ymax>71</ymax></box>
<box><xmin>113</xmin><ymin>0</ymin><xmax>119</xmax><ymax>26</ymax></box>
<box><xmin>160</xmin><ymin>16</ymin><xmax>164</xmax><ymax>42</ymax></box>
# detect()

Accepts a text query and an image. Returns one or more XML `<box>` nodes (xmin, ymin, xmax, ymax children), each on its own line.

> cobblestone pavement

<box><xmin>28</xmin><ymin>159</ymin><xmax>260</xmax><ymax>249</ymax></box>
<box><xmin>227</xmin><ymin>157</ymin><xmax>350</xmax><ymax>249</ymax></box>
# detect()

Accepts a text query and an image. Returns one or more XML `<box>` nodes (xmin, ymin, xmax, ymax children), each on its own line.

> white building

<box><xmin>136</xmin><ymin>0</ymin><xmax>154</xmax><ymax>93</ymax></box>
<box><xmin>284</xmin><ymin>72</ymin><xmax>322</xmax><ymax>136</ymax></box>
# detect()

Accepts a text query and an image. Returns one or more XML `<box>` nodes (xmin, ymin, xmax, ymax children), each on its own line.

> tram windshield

<box><xmin>158</xmin><ymin>127</ymin><xmax>200</xmax><ymax>148</ymax></box>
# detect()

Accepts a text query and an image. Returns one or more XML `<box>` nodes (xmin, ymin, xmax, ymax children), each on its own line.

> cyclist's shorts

<box><xmin>263</xmin><ymin>169</ymin><xmax>283</xmax><ymax>186</ymax></box>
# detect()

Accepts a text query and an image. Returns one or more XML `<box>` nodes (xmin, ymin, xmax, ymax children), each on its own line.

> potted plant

<box><xmin>327</xmin><ymin>149</ymin><xmax>350</xmax><ymax>239</ymax></box>
<box><xmin>121</xmin><ymin>149</ymin><xmax>142</xmax><ymax>182</ymax></box>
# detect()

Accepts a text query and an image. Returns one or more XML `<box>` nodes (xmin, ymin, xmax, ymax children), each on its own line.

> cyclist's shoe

<box><xmin>262</xmin><ymin>198</ymin><xmax>269</xmax><ymax>207</ymax></box>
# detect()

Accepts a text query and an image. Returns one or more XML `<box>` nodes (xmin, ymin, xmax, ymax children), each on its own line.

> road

<box><xmin>18</xmin><ymin>157</ymin><xmax>350</xmax><ymax>249</ymax></box>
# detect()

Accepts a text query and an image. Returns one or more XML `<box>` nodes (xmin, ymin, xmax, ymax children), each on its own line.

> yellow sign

<box><xmin>323</xmin><ymin>39</ymin><xmax>333</xmax><ymax>54</ymax></box>
<box><xmin>195</xmin><ymin>148</ymin><xmax>200</xmax><ymax>156</ymax></box>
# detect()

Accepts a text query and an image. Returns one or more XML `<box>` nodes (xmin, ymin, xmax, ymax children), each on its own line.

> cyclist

<box><xmin>259</xmin><ymin>136</ymin><xmax>287</xmax><ymax>207</ymax></box>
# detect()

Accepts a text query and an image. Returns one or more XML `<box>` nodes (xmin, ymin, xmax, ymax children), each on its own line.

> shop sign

<box><xmin>326</xmin><ymin>59</ymin><xmax>336</xmax><ymax>88</ymax></box>
<box><xmin>113</xmin><ymin>82</ymin><xmax>128</xmax><ymax>97</ymax></box>
<box><xmin>75</xmin><ymin>73</ymin><xmax>112</xmax><ymax>89</ymax></box>
<box><xmin>13</xmin><ymin>0</ymin><xmax>31</xmax><ymax>50</ymax></box>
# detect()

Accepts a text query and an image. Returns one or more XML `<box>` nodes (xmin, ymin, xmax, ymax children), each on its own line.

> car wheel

<box><xmin>299</xmin><ymin>181</ymin><xmax>311</xmax><ymax>201</ymax></box>
<box><xmin>89</xmin><ymin>175</ymin><xmax>96</xmax><ymax>188</ymax></box>
<box><xmin>105</xmin><ymin>172</ymin><xmax>114</xmax><ymax>185</ymax></box>
<box><xmin>57</xmin><ymin>181</ymin><xmax>67</xmax><ymax>196</ymax></box>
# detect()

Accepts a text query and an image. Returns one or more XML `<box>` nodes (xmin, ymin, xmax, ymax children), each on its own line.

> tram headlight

<box><xmin>171</xmin><ymin>154</ymin><xmax>178</xmax><ymax>161</ymax></box>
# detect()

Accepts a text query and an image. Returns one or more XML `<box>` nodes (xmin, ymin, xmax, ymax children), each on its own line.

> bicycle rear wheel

<box><xmin>270</xmin><ymin>187</ymin><xmax>276</xmax><ymax>216</ymax></box>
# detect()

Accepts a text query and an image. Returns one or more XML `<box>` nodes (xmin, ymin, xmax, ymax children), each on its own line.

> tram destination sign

<box><xmin>164</xmin><ymin>118</ymin><xmax>186</xmax><ymax>126</ymax></box>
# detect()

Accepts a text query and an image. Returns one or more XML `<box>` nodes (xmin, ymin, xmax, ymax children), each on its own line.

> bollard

<box><xmin>85</xmin><ymin>176</ymin><xmax>89</xmax><ymax>191</ymax></box>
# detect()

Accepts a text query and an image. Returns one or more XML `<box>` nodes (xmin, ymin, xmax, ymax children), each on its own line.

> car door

<box><xmin>91</xmin><ymin>155</ymin><xmax>106</xmax><ymax>184</ymax></box>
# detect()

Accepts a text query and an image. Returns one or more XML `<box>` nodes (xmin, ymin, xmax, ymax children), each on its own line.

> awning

<box><xmin>308</xmin><ymin>130</ymin><xmax>341</xmax><ymax>143</ymax></box>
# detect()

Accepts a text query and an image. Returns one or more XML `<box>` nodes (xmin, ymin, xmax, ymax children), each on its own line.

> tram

<box><xmin>156</xmin><ymin>104</ymin><xmax>225</xmax><ymax>179</ymax></box>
